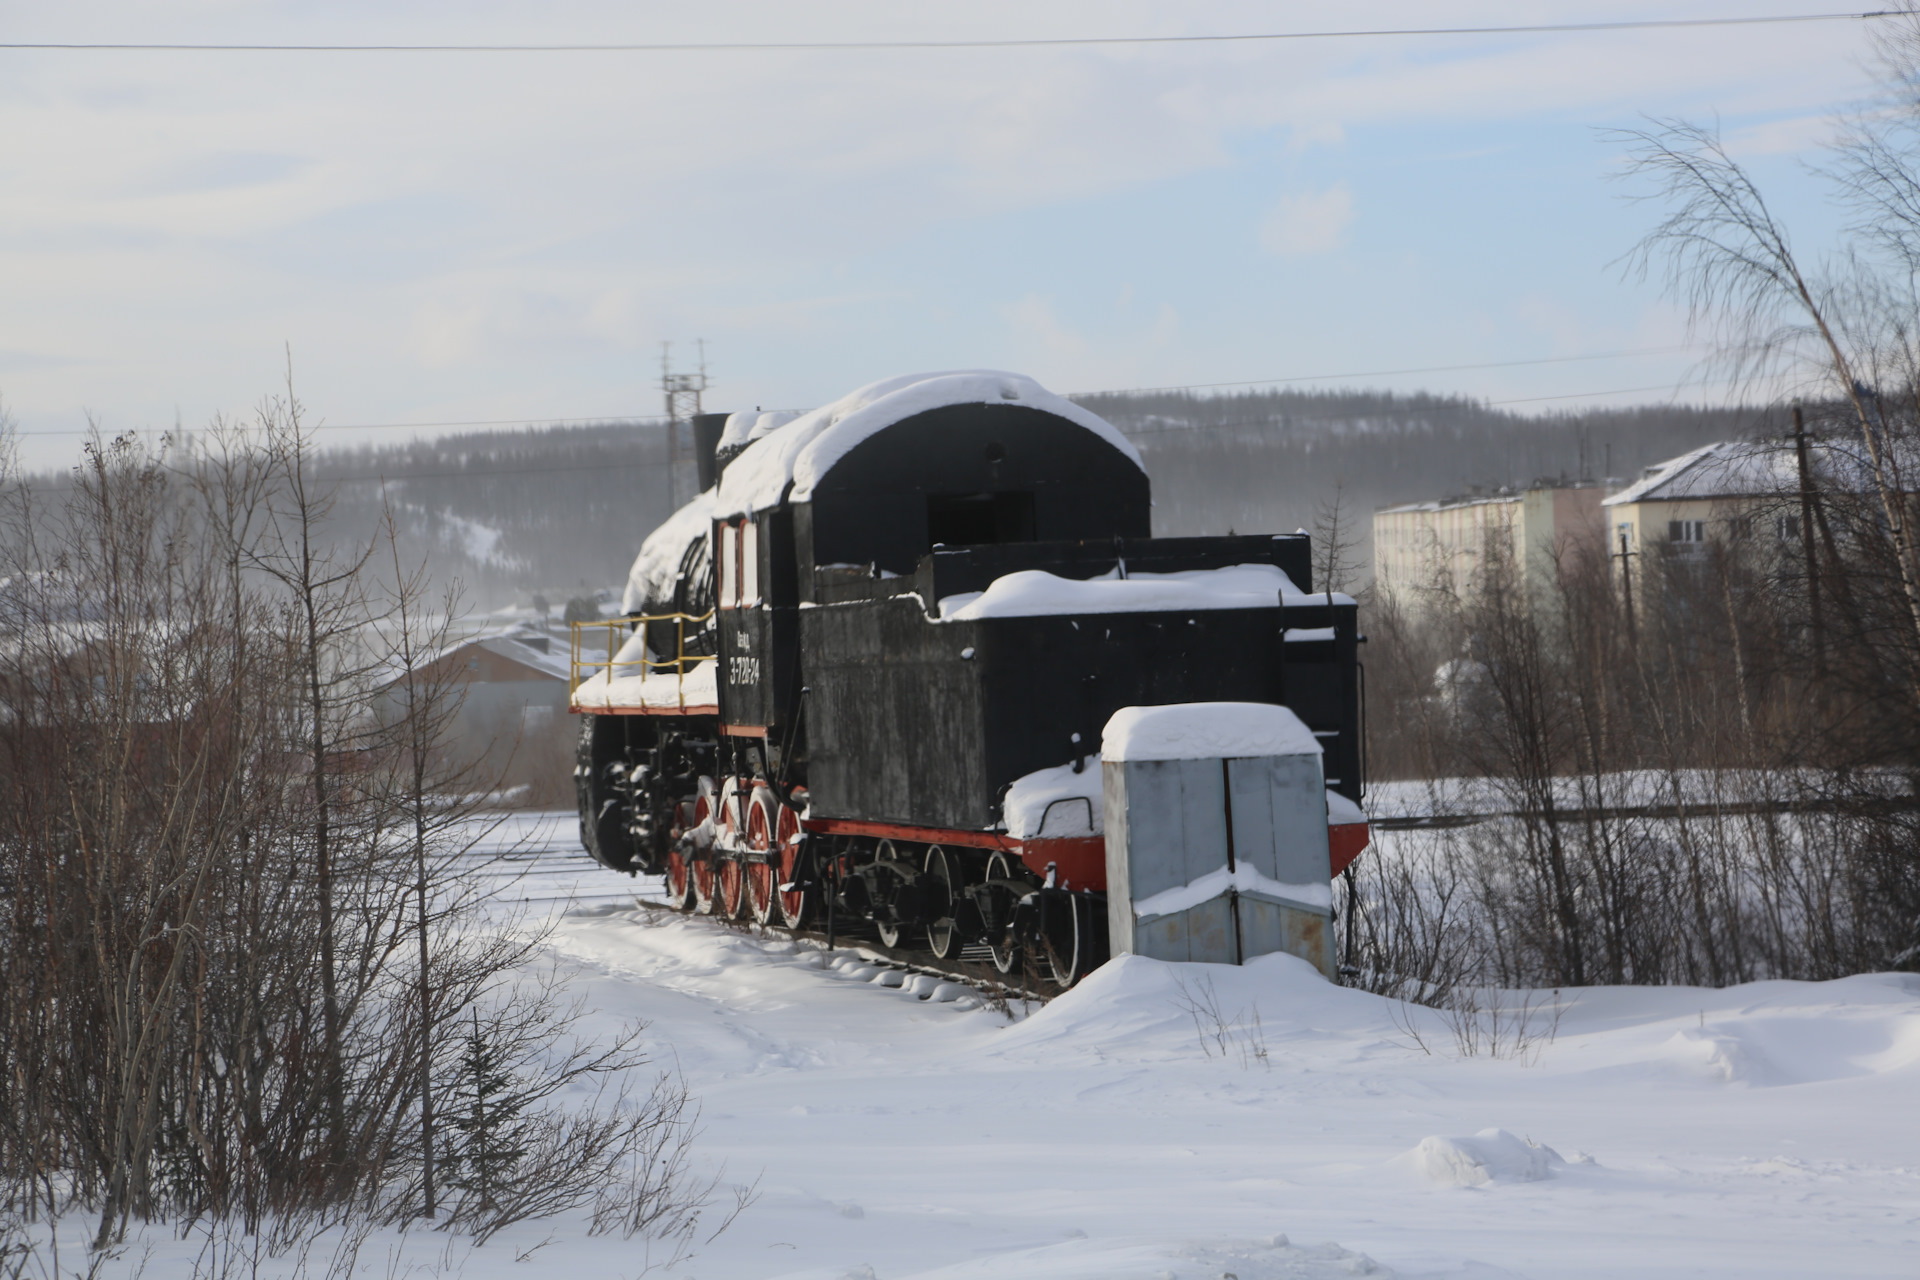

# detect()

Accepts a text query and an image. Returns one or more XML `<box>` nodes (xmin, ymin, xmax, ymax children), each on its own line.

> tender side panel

<box><xmin>1274</xmin><ymin>605</ymin><xmax>1362</xmax><ymax>801</ymax></box>
<box><xmin>975</xmin><ymin>602</ymin><xmax>1361</xmax><ymax>804</ymax></box>
<box><xmin>799</xmin><ymin>596</ymin><xmax>989</xmax><ymax>828</ymax></box>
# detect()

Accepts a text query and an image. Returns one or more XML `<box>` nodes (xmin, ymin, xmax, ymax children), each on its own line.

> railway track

<box><xmin>624</xmin><ymin>890</ymin><xmax>1057</xmax><ymax>1007</ymax></box>
<box><xmin>443</xmin><ymin>820</ymin><xmax>1058</xmax><ymax>1005</ymax></box>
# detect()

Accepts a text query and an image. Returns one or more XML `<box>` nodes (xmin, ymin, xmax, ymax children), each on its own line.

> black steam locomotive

<box><xmin>572</xmin><ymin>372</ymin><xmax>1367</xmax><ymax>985</ymax></box>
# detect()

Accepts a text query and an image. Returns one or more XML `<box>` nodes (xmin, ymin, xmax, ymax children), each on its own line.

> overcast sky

<box><xmin>0</xmin><ymin>2</ymin><xmax>1896</xmax><ymax>469</ymax></box>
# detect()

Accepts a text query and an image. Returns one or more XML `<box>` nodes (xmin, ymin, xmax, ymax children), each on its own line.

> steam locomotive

<box><xmin>571</xmin><ymin>371</ymin><xmax>1368</xmax><ymax>985</ymax></box>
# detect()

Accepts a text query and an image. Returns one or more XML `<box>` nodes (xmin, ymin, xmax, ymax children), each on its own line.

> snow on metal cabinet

<box><xmin>1101</xmin><ymin>702</ymin><xmax>1334</xmax><ymax>976</ymax></box>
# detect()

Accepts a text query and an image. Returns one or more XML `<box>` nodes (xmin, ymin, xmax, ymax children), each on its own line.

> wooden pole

<box><xmin>1792</xmin><ymin>404</ymin><xmax>1825</xmax><ymax>675</ymax></box>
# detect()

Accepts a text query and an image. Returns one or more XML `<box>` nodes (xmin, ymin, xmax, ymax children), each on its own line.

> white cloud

<box><xmin>1001</xmin><ymin>294</ymin><xmax>1090</xmax><ymax>361</ymax></box>
<box><xmin>1259</xmin><ymin>183</ymin><xmax>1354</xmax><ymax>256</ymax></box>
<box><xmin>0</xmin><ymin>0</ymin><xmax>1890</xmax><ymax>465</ymax></box>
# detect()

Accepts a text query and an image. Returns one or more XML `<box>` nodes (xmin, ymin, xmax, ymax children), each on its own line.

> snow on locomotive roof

<box><xmin>717</xmin><ymin>408</ymin><xmax>800</xmax><ymax>454</ymax></box>
<box><xmin>935</xmin><ymin>563</ymin><xmax>1352</xmax><ymax>621</ymax></box>
<box><xmin>714</xmin><ymin>370</ymin><xmax>1143</xmax><ymax>519</ymax></box>
<box><xmin>1102</xmin><ymin>701</ymin><xmax>1322</xmax><ymax>762</ymax></box>
<box><xmin>621</xmin><ymin>487</ymin><xmax>715</xmax><ymax>615</ymax></box>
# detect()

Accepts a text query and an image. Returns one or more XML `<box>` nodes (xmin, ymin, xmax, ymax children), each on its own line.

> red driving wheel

<box><xmin>717</xmin><ymin>852</ymin><xmax>746</xmax><ymax>919</ymax></box>
<box><xmin>747</xmin><ymin>788</ymin><xmax>780</xmax><ymax>924</ymax></box>
<box><xmin>691</xmin><ymin>850</ymin><xmax>718</xmax><ymax>915</ymax></box>
<box><xmin>774</xmin><ymin>795</ymin><xmax>808</xmax><ymax>928</ymax></box>
<box><xmin>666</xmin><ymin>792</ymin><xmax>709</xmax><ymax>910</ymax></box>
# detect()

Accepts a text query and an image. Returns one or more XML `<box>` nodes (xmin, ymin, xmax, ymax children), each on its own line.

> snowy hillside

<box><xmin>127</xmin><ymin>813</ymin><xmax>1920</xmax><ymax>1279</ymax></box>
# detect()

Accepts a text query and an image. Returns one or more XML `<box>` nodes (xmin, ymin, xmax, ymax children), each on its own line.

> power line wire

<box><xmin>1071</xmin><ymin>345</ymin><xmax>1701</xmax><ymax>397</ymax></box>
<box><xmin>1491</xmin><ymin>382</ymin><xmax>1700</xmax><ymax>404</ymax></box>
<box><xmin>0</xmin><ymin>12</ymin><xmax>1896</xmax><ymax>54</ymax></box>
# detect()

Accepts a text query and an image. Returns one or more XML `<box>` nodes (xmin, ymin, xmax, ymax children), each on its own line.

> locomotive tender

<box><xmin>571</xmin><ymin>370</ymin><xmax>1370</xmax><ymax>985</ymax></box>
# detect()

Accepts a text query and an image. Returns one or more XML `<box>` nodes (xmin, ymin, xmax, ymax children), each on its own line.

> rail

<box><xmin>569</xmin><ymin>611</ymin><xmax>716</xmax><ymax>711</ymax></box>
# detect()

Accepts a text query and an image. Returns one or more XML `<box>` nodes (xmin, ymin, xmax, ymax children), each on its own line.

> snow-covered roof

<box><xmin>936</xmin><ymin>563</ymin><xmax>1347</xmax><ymax>621</ymax></box>
<box><xmin>622</xmin><ymin>488</ymin><xmax>716</xmax><ymax>615</ymax></box>
<box><xmin>1602</xmin><ymin>441</ymin><xmax>1799</xmax><ymax>507</ymax></box>
<box><xmin>622</xmin><ymin>371</ymin><xmax>1142</xmax><ymax>611</ymax></box>
<box><xmin>471</xmin><ymin>630</ymin><xmax>572</xmax><ymax>681</ymax></box>
<box><xmin>717</xmin><ymin>409</ymin><xmax>801</xmax><ymax>456</ymax></box>
<box><xmin>713</xmin><ymin>370</ymin><xmax>1143</xmax><ymax>519</ymax></box>
<box><xmin>1597</xmin><ymin>437</ymin><xmax>1914</xmax><ymax>508</ymax></box>
<box><xmin>373</xmin><ymin>625</ymin><xmax>572</xmax><ymax>690</ymax></box>
<box><xmin>1376</xmin><ymin>492</ymin><xmax>1521</xmax><ymax>515</ymax></box>
<box><xmin>1102</xmin><ymin>702</ymin><xmax>1322</xmax><ymax>763</ymax></box>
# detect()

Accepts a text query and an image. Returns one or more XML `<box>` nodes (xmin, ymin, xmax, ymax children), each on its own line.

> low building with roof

<box><xmin>372</xmin><ymin>624</ymin><xmax>576</xmax><ymax>802</ymax></box>
<box><xmin>1600</xmin><ymin>440</ymin><xmax>1812</xmax><ymax>558</ymax></box>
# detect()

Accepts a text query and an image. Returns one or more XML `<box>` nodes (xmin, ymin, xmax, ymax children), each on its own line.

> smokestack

<box><xmin>692</xmin><ymin>412</ymin><xmax>728</xmax><ymax>491</ymax></box>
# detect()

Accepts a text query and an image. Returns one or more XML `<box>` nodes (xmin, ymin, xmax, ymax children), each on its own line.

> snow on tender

<box><xmin>938</xmin><ymin>562</ymin><xmax>1350</xmax><ymax>621</ymax></box>
<box><xmin>714</xmin><ymin>370</ymin><xmax>1144</xmax><ymax>520</ymax></box>
<box><xmin>1326</xmin><ymin>788</ymin><xmax>1367</xmax><ymax>826</ymax></box>
<box><xmin>1003</xmin><ymin>751</ymin><xmax>1363</xmax><ymax>841</ymax></box>
<box><xmin>1002</xmin><ymin>756</ymin><xmax>1105</xmax><ymax>838</ymax></box>
<box><xmin>1104</xmin><ymin>700</ymin><xmax>1322</xmax><ymax>762</ymax></box>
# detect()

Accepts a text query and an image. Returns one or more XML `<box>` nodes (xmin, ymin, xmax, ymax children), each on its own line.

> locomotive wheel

<box><xmin>746</xmin><ymin>789</ymin><xmax>778</xmax><ymax>925</ymax></box>
<box><xmin>1044</xmin><ymin>892</ymin><xmax>1087</xmax><ymax>989</ymax></box>
<box><xmin>664</xmin><ymin>798</ymin><xmax>697</xmax><ymax>910</ymax></box>
<box><xmin>718</xmin><ymin>854</ymin><xmax>748</xmax><ymax>920</ymax></box>
<box><xmin>691</xmin><ymin>854</ymin><xmax>719</xmax><ymax>915</ymax></box>
<box><xmin>986</xmin><ymin>851</ymin><xmax>1022</xmax><ymax>975</ymax></box>
<box><xmin>671</xmin><ymin>791</ymin><xmax>714</xmax><ymax>911</ymax></box>
<box><xmin>924</xmin><ymin>845</ymin><xmax>964</xmax><ymax>961</ymax></box>
<box><xmin>665</xmin><ymin>849</ymin><xmax>693</xmax><ymax>910</ymax></box>
<box><xmin>874</xmin><ymin>838</ymin><xmax>904</xmax><ymax>949</ymax></box>
<box><xmin>773</xmin><ymin>797</ymin><xmax>809</xmax><ymax>929</ymax></box>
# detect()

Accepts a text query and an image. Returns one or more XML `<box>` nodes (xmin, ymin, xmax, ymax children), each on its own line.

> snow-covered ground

<box><xmin>127</xmin><ymin>812</ymin><xmax>1920</xmax><ymax>1279</ymax></box>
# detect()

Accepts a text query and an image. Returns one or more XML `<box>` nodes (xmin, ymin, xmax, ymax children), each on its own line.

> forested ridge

<box><xmin>87</xmin><ymin>390</ymin><xmax>1758</xmax><ymax>609</ymax></box>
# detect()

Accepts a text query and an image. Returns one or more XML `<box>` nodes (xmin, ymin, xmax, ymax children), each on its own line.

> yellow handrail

<box><xmin>569</xmin><ymin>610</ymin><xmax>717</xmax><ymax>711</ymax></box>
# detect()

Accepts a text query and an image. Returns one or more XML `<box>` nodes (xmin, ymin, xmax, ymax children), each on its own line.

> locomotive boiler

<box><xmin>571</xmin><ymin>370</ymin><xmax>1369</xmax><ymax>985</ymax></box>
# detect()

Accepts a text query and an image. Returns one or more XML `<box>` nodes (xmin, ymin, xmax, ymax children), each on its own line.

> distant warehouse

<box><xmin>1372</xmin><ymin>482</ymin><xmax>1605</xmax><ymax>605</ymax></box>
<box><xmin>371</xmin><ymin>624</ymin><xmax>574</xmax><ymax>804</ymax></box>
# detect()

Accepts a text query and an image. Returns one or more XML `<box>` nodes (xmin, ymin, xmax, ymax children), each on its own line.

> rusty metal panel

<box><xmin>1225</xmin><ymin>754</ymin><xmax>1331</xmax><ymax>893</ymax></box>
<box><xmin>1104</xmin><ymin>719</ymin><xmax>1333</xmax><ymax>976</ymax></box>
<box><xmin>1113</xmin><ymin>757</ymin><xmax>1227</xmax><ymax>903</ymax></box>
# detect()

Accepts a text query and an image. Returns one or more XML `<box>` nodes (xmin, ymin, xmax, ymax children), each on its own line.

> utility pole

<box><xmin>660</xmin><ymin>340</ymin><xmax>708</xmax><ymax>512</ymax></box>
<box><xmin>1792</xmin><ymin>403</ymin><xmax>1825</xmax><ymax>676</ymax></box>
<box><xmin>1614</xmin><ymin>525</ymin><xmax>1638</xmax><ymax>649</ymax></box>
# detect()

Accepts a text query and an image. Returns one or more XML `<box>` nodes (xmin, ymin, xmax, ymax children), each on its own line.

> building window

<box><xmin>1669</xmin><ymin>519</ymin><xmax>1706</xmax><ymax>544</ymax></box>
<box><xmin>1776</xmin><ymin>514</ymin><xmax>1799</xmax><ymax>541</ymax></box>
